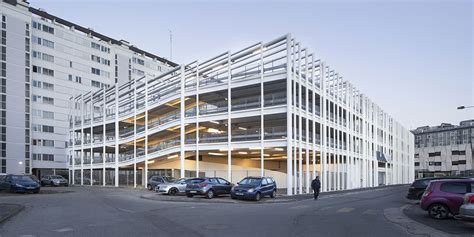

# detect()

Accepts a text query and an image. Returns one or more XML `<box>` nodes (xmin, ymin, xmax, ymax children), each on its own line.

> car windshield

<box><xmin>51</xmin><ymin>176</ymin><xmax>63</xmax><ymax>179</ymax></box>
<box><xmin>11</xmin><ymin>175</ymin><xmax>35</xmax><ymax>182</ymax></box>
<box><xmin>174</xmin><ymin>178</ymin><xmax>187</xmax><ymax>183</ymax></box>
<box><xmin>239</xmin><ymin>178</ymin><xmax>261</xmax><ymax>186</ymax></box>
<box><xmin>163</xmin><ymin>176</ymin><xmax>175</xmax><ymax>183</ymax></box>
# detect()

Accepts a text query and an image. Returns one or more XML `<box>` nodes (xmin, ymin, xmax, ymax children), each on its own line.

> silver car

<box><xmin>156</xmin><ymin>178</ymin><xmax>190</xmax><ymax>195</ymax></box>
<box><xmin>459</xmin><ymin>193</ymin><xmax>474</xmax><ymax>221</ymax></box>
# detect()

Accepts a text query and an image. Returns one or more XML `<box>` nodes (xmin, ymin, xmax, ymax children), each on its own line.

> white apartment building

<box><xmin>412</xmin><ymin>120</ymin><xmax>474</xmax><ymax>178</ymax></box>
<box><xmin>0</xmin><ymin>0</ymin><xmax>176</xmax><ymax>177</ymax></box>
<box><xmin>68</xmin><ymin>35</ymin><xmax>415</xmax><ymax>195</ymax></box>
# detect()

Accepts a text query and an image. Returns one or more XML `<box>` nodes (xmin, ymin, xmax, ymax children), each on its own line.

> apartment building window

<box><xmin>414</xmin><ymin>162</ymin><xmax>420</xmax><ymax>166</ymax></box>
<box><xmin>68</xmin><ymin>74</ymin><xmax>72</xmax><ymax>81</ymax></box>
<box><xmin>75</xmin><ymin>76</ymin><xmax>82</xmax><ymax>83</ymax></box>
<box><xmin>25</xmin><ymin>129</ymin><xmax>29</xmax><ymax>143</ymax></box>
<box><xmin>1</xmin><ymin>46</ymin><xmax>5</xmax><ymax>61</ymax></box>
<box><xmin>1</xmin><ymin>78</ymin><xmax>5</xmax><ymax>93</ymax></box>
<box><xmin>133</xmin><ymin>57</ymin><xmax>145</xmax><ymax>65</ymax></box>
<box><xmin>0</xmin><ymin>127</ymin><xmax>5</xmax><ymax>141</ymax></box>
<box><xmin>1</xmin><ymin>158</ymin><xmax>5</xmax><ymax>173</ymax></box>
<box><xmin>452</xmin><ymin>150</ymin><xmax>466</xmax><ymax>155</ymax></box>
<box><xmin>91</xmin><ymin>42</ymin><xmax>110</xmax><ymax>53</ymax></box>
<box><xmin>91</xmin><ymin>80</ymin><xmax>101</xmax><ymax>88</ymax></box>
<box><xmin>43</xmin><ymin>140</ymin><xmax>54</xmax><ymax>147</ymax></box>
<box><xmin>43</xmin><ymin>82</ymin><xmax>54</xmax><ymax>91</ymax></box>
<box><xmin>43</xmin><ymin>97</ymin><xmax>54</xmax><ymax>105</ymax></box>
<box><xmin>0</xmin><ymin>95</ymin><xmax>5</xmax><ymax>109</ymax></box>
<box><xmin>91</xmin><ymin>55</ymin><xmax>100</xmax><ymax>63</ymax></box>
<box><xmin>41</xmin><ymin>24</ymin><xmax>54</xmax><ymax>34</ymax></box>
<box><xmin>428</xmin><ymin>162</ymin><xmax>442</xmax><ymax>166</ymax></box>
<box><xmin>42</xmin><ymin>154</ymin><xmax>54</xmax><ymax>161</ymax></box>
<box><xmin>42</xmin><ymin>125</ymin><xmax>54</xmax><ymax>133</ymax></box>
<box><xmin>24</xmin><ymin>160</ymin><xmax>29</xmax><ymax>174</ymax></box>
<box><xmin>1</xmin><ymin>62</ymin><xmax>5</xmax><ymax>77</ymax></box>
<box><xmin>0</xmin><ymin>143</ymin><xmax>5</xmax><ymax>157</ymax></box>
<box><xmin>132</xmin><ymin>68</ymin><xmax>145</xmax><ymax>76</ymax></box>
<box><xmin>91</xmin><ymin>67</ymin><xmax>101</xmax><ymax>76</ymax></box>
<box><xmin>428</xmin><ymin>152</ymin><xmax>441</xmax><ymax>157</ymax></box>
<box><xmin>1</xmin><ymin>30</ymin><xmax>5</xmax><ymax>45</ymax></box>
<box><xmin>43</xmin><ymin>111</ymin><xmax>54</xmax><ymax>119</ymax></box>
<box><xmin>42</xmin><ymin>68</ymin><xmax>54</xmax><ymax>77</ymax></box>
<box><xmin>42</xmin><ymin>38</ymin><xmax>54</xmax><ymax>49</ymax></box>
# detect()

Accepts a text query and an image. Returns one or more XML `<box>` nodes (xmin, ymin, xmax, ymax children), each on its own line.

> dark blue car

<box><xmin>0</xmin><ymin>175</ymin><xmax>40</xmax><ymax>193</ymax></box>
<box><xmin>231</xmin><ymin>177</ymin><xmax>277</xmax><ymax>201</ymax></box>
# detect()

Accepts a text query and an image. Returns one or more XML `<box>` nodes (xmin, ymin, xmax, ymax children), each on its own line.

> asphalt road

<box><xmin>0</xmin><ymin>185</ymin><xmax>458</xmax><ymax>237</ymax></box>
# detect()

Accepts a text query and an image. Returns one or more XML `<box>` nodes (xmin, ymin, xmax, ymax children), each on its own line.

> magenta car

<box><xmin>420</xmin><ymin>179</ymin><xmax>474</xmax><ymax>219</ymax></box>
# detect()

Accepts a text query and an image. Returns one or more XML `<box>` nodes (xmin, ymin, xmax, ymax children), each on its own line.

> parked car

<box><xmin>231</xmin><ymin>176</ymin><xmax>277</xmax><ymax>201</ymax></box>
<box><xmin>0</xmin><ymin>174</ymin><xmax>41</xmax><ymax>193</ymax></box>
<box><xmin>147</xmin><ymin>176</ymin><xmax>174</xmax><ymax>190</ymax></box>
<box><xmin>458</xmin><ymin>193</ymin><xmax>474</xmax><ymax>221</ymax></box>
<box><xmin>407</xmin><ymin>177</ymin><xmax>466</xmax><ymax>200</ymax></box>
<box><xmin>420</xmin><ymin>179</ymin><xmax>474</xmax><ymax>219</ymax></box>
<box><xmin>185</xmin><ymin>177</ymin><xmax>233</xmax><ymax>199</ymax></box>
<box><xmin>41</xmin><ymin>175</ymin><xmax>68</xmax><ymax>187</ymax></box>
<box><xmin>156</xmin><ymin>178</ymin><xmax>191</xmax><ymax>195</ymax></box>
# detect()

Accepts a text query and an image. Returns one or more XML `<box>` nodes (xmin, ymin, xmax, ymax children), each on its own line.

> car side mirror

<box><xmin>236</xmin><ymin>182</ymin><xmax>240</xmax><ymax>185</ymax></box>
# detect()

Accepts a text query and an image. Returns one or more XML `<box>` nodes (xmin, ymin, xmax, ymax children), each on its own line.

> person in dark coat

<box><xmin>311</xmin><ymin>176</ymin><xmax>321</xmax><ymax>200</ymax></box>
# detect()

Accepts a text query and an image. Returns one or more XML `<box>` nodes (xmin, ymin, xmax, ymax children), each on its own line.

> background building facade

<box><xmin>412</xmin><ymin>120</ymin><xmax>474</xmax><ymax>178</ymax></box>
<box><xmin>68</xmin><ymin>35</ymin><xmax>414</xmax><ymax>195</ymax></box>
<box><xmin>0</xmin><ymin>0</ymin><xmax>175</xmax><ymax>177</ymax></box>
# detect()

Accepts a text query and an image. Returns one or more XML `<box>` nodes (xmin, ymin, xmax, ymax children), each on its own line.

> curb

<box><xmin>384</xmin><ymin>205</ymin><xmax>455</xmax><ymax>237</ymax></box>
<box><xmin>140</xmin><ymin>193</ymin><xmax>298</xmax><ymax>204</ymax></box>
<box><xmin>0</xmin><ymin>204</ymin><xmax>25</xmax><ymax>224</ymax></box>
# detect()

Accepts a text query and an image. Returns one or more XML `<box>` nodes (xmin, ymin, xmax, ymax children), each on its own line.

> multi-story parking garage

<box><xmin>67</xmin><ymin>35</ymin><xmax>414</xmax><ymax>195</ymax></box>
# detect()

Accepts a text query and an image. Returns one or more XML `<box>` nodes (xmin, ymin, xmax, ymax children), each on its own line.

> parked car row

<box><xmin>148</xmin><ymin>175</ymin><xmax>277</xmax><ymax>201</ymax></box>
<box><xmin>407</xmin><ymin>177</ymin><xmax>474</xmax><ymax>221</ymax></box>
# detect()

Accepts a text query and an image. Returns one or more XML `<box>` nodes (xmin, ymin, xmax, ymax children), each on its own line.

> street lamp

<box><xmin>457</xmin><ymin>105</ymin><xmax>474</xmax><ymax>110</ymax></box>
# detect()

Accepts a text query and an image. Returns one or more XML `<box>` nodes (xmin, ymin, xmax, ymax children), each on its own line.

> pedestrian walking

<box><xmin>311</xmin><ymin>176</ymin><xmax>321</xmax><ymax>200</ymax></box>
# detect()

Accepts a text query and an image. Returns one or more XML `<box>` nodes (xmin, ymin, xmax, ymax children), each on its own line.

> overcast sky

<box><xmin>30</xmin><ymin>0</ymin><xmax>473</xmax><ymax>129</ymax></box>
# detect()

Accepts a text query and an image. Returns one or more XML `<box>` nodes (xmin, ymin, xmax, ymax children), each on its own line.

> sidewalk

<box><xmin>0</xmin><ymin>203</ymin><xmax>24</xmax><ymax>224</ymax></box>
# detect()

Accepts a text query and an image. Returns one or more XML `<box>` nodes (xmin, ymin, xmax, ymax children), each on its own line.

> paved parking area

<box><xmin>0</xmin><ymin>185</ymin><xmax>471</xmax><ymax>237</ymax></box>
<box><xmin>403</xmin><ymin>203</ymin><xmax>474</xmax><ymax>236</ymax></box>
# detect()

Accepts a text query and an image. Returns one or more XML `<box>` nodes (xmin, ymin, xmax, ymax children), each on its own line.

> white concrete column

<box><xmin>102</xmin><ymin>89</ymin><xmax>106</xmax><ymax>186</ymax></box>
<box><xmin>196</xmin><ymin>62</ymin><xmax>200</xmax><ymax>177</ymax></box>
<box><xmin>80</xmin><ymin>96</ymin><xmax>84</xmax><ymax>186</ymax></box>
<box><xmin>180</xmin><ymin>66</ymin><xmax>185</xmax><ymax>178</ymax></box>
<box><xmin>226</xmin><ymin>53</ymin><xmax>232</xmax><ymax>182</ymax></box>
<box><xmin>286</xmin><ymin>35</ymin><xmax>293</xmax><ymax>195</ymax></box>
<box><xmin>297</xmin><ymin>46</ymin><xmax>303</xmax><ymax>194</ymax></box>
<box><xmin>144</xmin><ymin>78</ymin><xmax>149</xmax><ymax>185</ymax></box>
<box><xmin>260</xmin><ymin>45</ymin><xmax>265</xmax><ymax>177</ymax></box>
<box><xmin>114</xmin><ymin>87</ymin><xmax>119</xmax><ymax>187</ymax></box>
<box><xmin>133</xmin><ymin>80</ymin><xmax>137</xmax><ymax>188</ymax></box>
<box><xmin>304</xmin><ymin>51</ymin><xmax>310</xmax><ymax>194</ymax></box>
<box><xmin>90</xmin><ymin>97</ymin><xmax>93</xmax><ymax>186</ymax></box>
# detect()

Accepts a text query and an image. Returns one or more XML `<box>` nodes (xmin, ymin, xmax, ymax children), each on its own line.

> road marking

<box><xmin>336</xmin><ymin>207</ymin><xmax>354</xmax><ymax>213</ymax></box>
<box><xmin>289</xmin><ymin>205</ymin><xmax>309</xmax><ymax>210</ymax></box>
<box><xmin>54</xmin><ymin>228</ymin><xmax>73</xmax><ymax>232</ymax></box>
<box><xmin>363</xmin><ymin>209</ymin><xmax>378</xmax><ymax>215</ymax></box>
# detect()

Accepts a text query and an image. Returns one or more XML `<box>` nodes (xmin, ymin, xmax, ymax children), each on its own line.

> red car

<box><xmin>420</xmin><ymin>179</ymin><xmax>474</xmax><ymax>219</ymax></box>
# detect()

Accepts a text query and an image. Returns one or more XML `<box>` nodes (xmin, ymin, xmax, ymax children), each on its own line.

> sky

<box><xmin>30</xmin><ymin>0</ymin><xmax>473</xmax><ymax>130</ymax></box>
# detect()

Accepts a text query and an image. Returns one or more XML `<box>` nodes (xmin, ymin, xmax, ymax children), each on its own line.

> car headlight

<box><xmin>15</xmin><ymin>183</ymin><xmax>24</xmax><ymax>188</ymax></box>
<box><xmin>231</xmin><ymin>186</ymin><xmax>235</xmax><ymax>191</ymax></box>
<box><xmin>247</xmin><ymin>188</ymin><xmax>255</xmax><ymax>193</ymax></box>
<box><xmin>54</xmin><ymin>180</ymin><xmax>60</xmax><ymax>183</ymax></box>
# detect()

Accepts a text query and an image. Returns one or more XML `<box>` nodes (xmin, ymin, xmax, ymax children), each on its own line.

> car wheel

<box><xmin>147</xmin><ymin>184</ymin><xmax>153</xmax><ymax>190</ymax></box>
<box><xmin>169</xmin><ymin>188</ymin><xmax>178</xmax><ymax>196</ymax></box>
<box><xmin>231</xmin><ymin>195</ymin><xmax>236</xmax><ymax>199</ymax></box>
<box><xmin>270</xmin><ymin>190</ymin><xmax>276</xmax><ymax>198</ymax></box>
<box><xmin>428</xmin><ymin>204</ymin><xmax>449</xmax><ymax>219</ymax></box>
<box><xmin>186</xmin><ymin>194</ymin><xmax>194</xmax><ymax>198</ymax></box>
<box><xmin>206</xmin><ymin>189</ymin><xmax>215</xmax><ymax>199</ymax></box>
<box><xmin>255</xmin><ymin>192</ymin><xmax>261</xmax><ymax>201</ymax></box>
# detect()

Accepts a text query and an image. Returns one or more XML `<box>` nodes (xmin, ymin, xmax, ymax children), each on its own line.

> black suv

<box><xmin>406</xmin><ymin>176</ymin><xmax>466</xmax><ymax>200</ymax></box>
<box><xmin>231</xmin><ymin>177</ymin><xmax>277</xmax><ymax>201</ymax></box>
